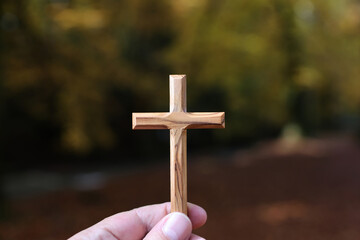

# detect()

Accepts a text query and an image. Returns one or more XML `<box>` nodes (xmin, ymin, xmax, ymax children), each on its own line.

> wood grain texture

<box><xmin>169</xmin><ymin>75</ymin><xmax>187</xmax><ymax>214</ymax></box>
<box><xmin>170</xmin><ymin>75</ymin><xmax>186</xmax><ymax>112</ymax></box>
<box><xmin>132</xmin><ymin>74</ymin><xmax>225</xmax><ymax>215</ymax></box>
<box><xmin>170</xmin><ymin>128</ymin><xmax>187</xmax><ymax>213</ymax></box>
<box><xmin>132</xmin><ymin>112</ymin><xmax>225</xmax><ymax>130</ymax></box>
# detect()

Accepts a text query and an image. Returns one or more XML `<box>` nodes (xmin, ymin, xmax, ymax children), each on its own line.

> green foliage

<box><xmin>1</xmin><ymin>0</ymin><xmax>360</xmax><ymax>161</ymax></box>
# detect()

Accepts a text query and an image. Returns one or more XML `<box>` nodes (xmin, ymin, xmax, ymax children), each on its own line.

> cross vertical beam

<box><xmin>169</xmin><ymin>75</ymin><xmax>187</xmax><ymax>213</ymax></box>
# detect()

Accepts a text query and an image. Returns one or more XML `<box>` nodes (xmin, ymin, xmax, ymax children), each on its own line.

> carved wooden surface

<box><xmin>132</xmin><ymin>75</ymin><xmax>225</xmax><ymax>214</ymax></box>
<box><xmin>170</xmin><ymin>128</ymin><xmax>187</xmax><ymax>213</ymax></box>
<box><xmin>132</xmin><ymin>112</ymin><xmax>225</xmax><ymax>130</ymax></box>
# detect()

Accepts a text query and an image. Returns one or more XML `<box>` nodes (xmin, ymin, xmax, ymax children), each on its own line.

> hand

<box><xmin>68</xmin><ymin>202</ymin><xmax>207</xmax><ymax>240</ymax></box>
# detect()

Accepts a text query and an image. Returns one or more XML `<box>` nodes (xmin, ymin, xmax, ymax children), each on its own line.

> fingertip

<box><xmin>162</xmin><ymin>212</ymin><xmax>192</xmax><ymax>240</ymax></box>
<box><xmin>187</xmin><ymin>203</ymin><xmax>207</xmax><ymax>229</ymax></box>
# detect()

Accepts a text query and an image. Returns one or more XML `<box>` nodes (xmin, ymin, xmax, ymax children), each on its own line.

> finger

<box><xmin>187</xmin><ymin>203</ymin><xmax>207</xmax><ymax>229</ymax></box>
<box><xmin>135</xmin><ymin>202</ymin><xmax>207</xmax><ymax>230</ymax></box>
<box><xmin>144</xmin><ymin>212</ymin><xmax>192</xmax><ymax>240</ymax></box>
<box><xmin>69</xmin><ymin>210</ymin><xmax>146</xmax><ymax>240</ymax></box>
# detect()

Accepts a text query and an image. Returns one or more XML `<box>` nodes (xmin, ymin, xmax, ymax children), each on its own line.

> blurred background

<box><xmin>1</xmin><ymin>0</ymin><xmax>360</xmax><ymax>239</ymax></box>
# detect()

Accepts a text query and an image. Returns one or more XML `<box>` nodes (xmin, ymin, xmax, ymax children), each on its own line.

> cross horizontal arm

<box><xmin>132</xmin><ymin>112</ymin><xmax>225</xmax><ymax>130</ymax></box>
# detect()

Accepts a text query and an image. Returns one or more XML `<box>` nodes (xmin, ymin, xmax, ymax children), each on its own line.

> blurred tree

<box><xmin>169</xmin><ymin>0</ymin><xmax>293</xmax><ymax>140</ymax></box>
<box><xmin>2</xmin><ymin>0</ymin><xmax>174</xmax><ymax>162</ymax></box>
<box><xmin>168</xmin><ymin>0</ymin><xmax>360</xmax><ymax>138</ymax></box>
<box><xmin>1</xmin><ymin>0</ymin><xmax>360</xmax><ymax>168</ymax></box>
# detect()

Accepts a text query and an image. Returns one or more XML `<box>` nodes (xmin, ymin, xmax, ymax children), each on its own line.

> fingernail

<box><xmin>162</xmin><ymin>212</ymin><xmax>192</xmax><ymax>240</ymax></box>
<box><xmin>193</xmin><ymin>236</ymin><xmax>206</xmax><ymax>240</ymax></box>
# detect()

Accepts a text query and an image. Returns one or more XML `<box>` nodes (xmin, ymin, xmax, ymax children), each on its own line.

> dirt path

<box><xmin>1</xmin><ymin>137</ymin><xmax>360</xmax><ymax>240</ymax></box>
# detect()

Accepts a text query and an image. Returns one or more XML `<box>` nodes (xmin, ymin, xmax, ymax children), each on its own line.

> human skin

<box><xmin>68</xmin><ymin>202</ymin><xmax>207</xmax><ymax>240</ymax></box>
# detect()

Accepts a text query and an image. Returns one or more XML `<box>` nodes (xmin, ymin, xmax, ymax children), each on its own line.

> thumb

<box><xmin>144</xmin><ymin>212</ymin><xmax>192</xmax><ymax>240</ymax></box>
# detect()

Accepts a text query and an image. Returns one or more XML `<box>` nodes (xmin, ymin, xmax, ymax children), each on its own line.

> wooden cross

<box><xmin>132</xmin><ymin>75</ymin><xmax>225</xmax><ymax>214</ymax></box>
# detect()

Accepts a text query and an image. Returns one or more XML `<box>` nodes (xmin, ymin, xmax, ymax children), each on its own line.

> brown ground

<box><xmin>1</xmin><ymin>136</ymin><xmax>360</xmax><ymax>240</ymax></box>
